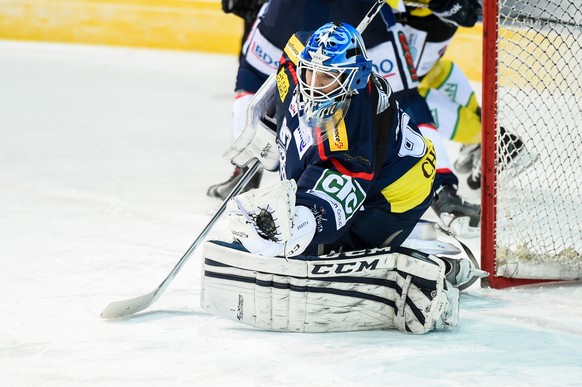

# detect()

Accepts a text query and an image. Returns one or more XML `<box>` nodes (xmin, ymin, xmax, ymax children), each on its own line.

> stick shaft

<box><xmin>100</xmin><ymin>160</ymin><xmax>261</xmax><ymax>318</ymax></box>
<box><xmin>356</xmin><ymin>0</ymin><xmax>386</xmax><ymax>33</ymax></box>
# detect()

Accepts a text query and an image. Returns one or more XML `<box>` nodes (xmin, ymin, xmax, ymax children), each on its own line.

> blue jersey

<box><xmin>274</xmin><ymin>32</ymin><xmax>436</xmax><ymax>253</ymax></box>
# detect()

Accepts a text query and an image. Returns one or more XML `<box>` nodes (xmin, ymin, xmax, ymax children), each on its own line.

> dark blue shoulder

<box><xmin>294</xmin><ymin>30</ymin><xmax>314</xmax><ymax>45</ymax></box>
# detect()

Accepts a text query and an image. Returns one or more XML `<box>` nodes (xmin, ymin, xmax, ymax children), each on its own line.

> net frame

<box><xmin>481</xmin><ymin>0</ymin><xmax>582</xmax><ymax>288</ymax></box>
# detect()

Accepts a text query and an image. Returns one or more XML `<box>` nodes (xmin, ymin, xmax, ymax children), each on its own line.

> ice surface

<box><xmin>1</xmin><ymin>41</ymin><xmax>582</xmax><ymax>386</ymax></box>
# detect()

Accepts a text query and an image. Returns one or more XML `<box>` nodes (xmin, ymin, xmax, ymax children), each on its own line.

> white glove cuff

<box><xmin>284</xmin><ymin>206</ymin><xmax>317</xmax><ymax>257</ymax></box>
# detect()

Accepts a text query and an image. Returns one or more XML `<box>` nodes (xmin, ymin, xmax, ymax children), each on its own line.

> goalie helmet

<box><xmin>297</xmin><ymin>22</ymin><xmax>372</xmax><ymax>122</ymax></box>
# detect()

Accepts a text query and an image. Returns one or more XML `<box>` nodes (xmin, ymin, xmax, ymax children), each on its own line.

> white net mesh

<box><xmin>494</xmin><ymin>0</ymin><xmax>582</xmax><ymax>279</ymax></box>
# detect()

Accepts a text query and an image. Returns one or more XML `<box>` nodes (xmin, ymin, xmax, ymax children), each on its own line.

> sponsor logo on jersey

<box><xmin>289</xmin><ymin>93</ymin><xmax>299</xmax><ymax>117</ymax></box>
<box><xmin>406</xmin><ymin>32</ymin><xmax>419</xmax><ymax>61</ymax></box>
<box><xmin>367</xmin><ymin>42</ymin><xmax>404</xmax><ymax>92</ymax></box>
<box><xmin>343</xmin><ymin>154</ymin><xmax>371</xmax><ymax>168</ymax></box>
<box><xmin>434</xmin><ymin>3</ymin><xmax>462</xmax><ymax>18</ymax></box>
<box><xmin>309</xmin><ymin>170</ymin><xmax>366</xmax><ymax>229</ymax></box>
<box><xmin>372</xmin><ymin>59</ymin><xmax>396</xmax><ymax>78</ymax></box>
<box><xmin>251</xmin><ymin>41</ymin><xmax>279</xmax><ymax>71</ymax></box>
<box><xmin>327</xmin><ymin>110</ymin><xmax>349</xmax><ymax>151</ymax></box>
<box><xmin>397</xmin><ymin>31</ymin><xmax>419</xmax><ymax>82</ymax></box>
<box><xmin>277</xmin><ymin>68</ymin><xmax>290</xmax><ymax>102</ymax></box>
<box><xmin>284</xmin><ymin>34</ymin><xmax>305</xmax><ymax>65</ymax></box>
<box><xmin>294</xmin><ymin>120</ymin><xmax>314</xmax><ymax>159</ymax></box>
<box><xmin>444</xmin><ymin>82</ymin><xmax>458</xmax><ymax>101</ymax></box>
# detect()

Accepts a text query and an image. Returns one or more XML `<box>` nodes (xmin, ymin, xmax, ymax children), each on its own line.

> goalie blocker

<box><xmin>200</xmin><ymin>240</ymin><xmax>461</xmax><ymax>334</ymax></box>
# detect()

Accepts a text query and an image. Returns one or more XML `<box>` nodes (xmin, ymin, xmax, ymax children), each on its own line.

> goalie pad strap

<box><xmin>200</xmin><ymin>241</ymin><xmax>458</xmax><ymax>333</ymax></box>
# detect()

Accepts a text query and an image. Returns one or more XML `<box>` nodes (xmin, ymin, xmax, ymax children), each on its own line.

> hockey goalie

<box><xmin>201</xmin><ymin>21</ymin><xmax>486</xmax><ymax>334</ymax></box>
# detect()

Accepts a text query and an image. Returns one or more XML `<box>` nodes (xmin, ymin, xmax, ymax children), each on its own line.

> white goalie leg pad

<box><xmin>201</xmin><ymin>241</ymin><xmax>460</xmax><ymax>334</ymax></box>
<box><xmin>201</xmin><ymin>241</ymin><xmax>395</xmax><ymax>332</ymax></box>
<box><xmin>223</xmin><ymin>74</ymin><xmax>279</xmax><ymax>171</ymax></box>
<box><xmin>391</xmin><ymin>249</ymin><xmax>459</xmax><ymax>333</ymax></box>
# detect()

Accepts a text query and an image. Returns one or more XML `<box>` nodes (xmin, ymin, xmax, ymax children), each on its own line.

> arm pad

<box><xmin>223</xmin><ymin>74</ymin><xmax>279</xmax><ymax>171</ymax></box>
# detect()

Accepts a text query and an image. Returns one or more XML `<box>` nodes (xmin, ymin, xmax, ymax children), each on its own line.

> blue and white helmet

<box><xmin>297</xmin><ymin>22</ymin><xmax>372</xmax><ymax>121</ymax></box>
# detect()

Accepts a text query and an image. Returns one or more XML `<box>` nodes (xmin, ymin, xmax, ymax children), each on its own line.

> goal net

<box><xmin>481</xmin><ymin>0</ymin><xmax>582</xmax><ymax>288</ymax></box>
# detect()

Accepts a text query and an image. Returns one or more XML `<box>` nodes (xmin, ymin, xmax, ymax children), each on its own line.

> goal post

<box><xmin>481</xmin><ymin>0</ymin><xmax>582</xmax><ymax>288</ymax></box>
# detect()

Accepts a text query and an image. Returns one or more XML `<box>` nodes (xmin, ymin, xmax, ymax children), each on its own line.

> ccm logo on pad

<box><xmin>310</xmin><ymin>259</ymin><xmax>380</xmax><ymax>275</ymax></box>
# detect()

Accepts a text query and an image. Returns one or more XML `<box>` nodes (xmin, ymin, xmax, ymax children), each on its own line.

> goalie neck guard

<box><xmin>297</xmin><ymin>22</ymin><xmax>372</xmax><ymax>123</ymax></box>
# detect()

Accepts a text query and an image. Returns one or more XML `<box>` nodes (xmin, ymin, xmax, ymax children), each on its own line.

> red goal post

<box><xmin>481</xmin><ymin>0</ymin><xmax>582</xmax><ymax>288</ymax></box>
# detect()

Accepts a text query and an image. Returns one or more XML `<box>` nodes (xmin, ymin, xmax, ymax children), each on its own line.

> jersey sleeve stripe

<box><xmin>436</xmin><ymin>167</ymin><xmax>454</xmax><ymax>174</ymax></box>
<box><xmin>330</xmin><ymin>158</ymin><xmax>374</xmax><ymax>181</ymax></box>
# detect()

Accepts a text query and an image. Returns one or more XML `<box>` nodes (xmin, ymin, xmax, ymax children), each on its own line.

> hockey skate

<box><xmin>401</xmin><ymin>221</ymin><xmax>488</xmax><ymax>290</ymax></box>
<box><xmin>498</xmin><ymin>126</ymin><xmax>539</xmax><ymax>176</ymax></box>
<box><xmin>466</xmin><ymin>145</ymin><xmax>482</xmax><ymax>190</ymax></box>
<box><xmin>465</xmin><ymin>127</ymin><xmax>539</xmax><ymax>190</ymax></box>
<box><xmin>207</xmin><ymin>165</ymin><xmax>263</xmax><ymax>201</ymax></box>
<box><xmin>435</xmin><ymin>252</ymin><xmax>488</xmax><ymax>291</ymax></box>
<box><xmin>431</xmin><ymin>184</ymin><xmax>481</xmax><ymax>238</ymax></box>
<box><xmin>453</xmin><ymin>143</ymin><xmax>480</xmax><ymax>174</ymax></box>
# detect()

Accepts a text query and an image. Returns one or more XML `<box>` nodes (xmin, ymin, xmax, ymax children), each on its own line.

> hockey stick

<box><xmin>356</xmin><ymin>0</ymin><xmax>386</xmax><ymax>33</ymax></box>
<box><xmin>100</xmin><ymin>160</ymin><xmax>261</xmax><ymax>319</ymax></box>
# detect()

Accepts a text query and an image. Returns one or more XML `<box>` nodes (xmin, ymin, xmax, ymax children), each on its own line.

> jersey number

<box><xmin>398</xmin><ymin>113</ymin><xmax>426</xmax><ymax>158</ymax></box>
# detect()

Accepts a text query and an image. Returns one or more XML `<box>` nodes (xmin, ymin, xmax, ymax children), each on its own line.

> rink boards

<box><xmin>0</xmin><ymin>0</ymin><xmax>482</xmax><ymax>82</ymax></box>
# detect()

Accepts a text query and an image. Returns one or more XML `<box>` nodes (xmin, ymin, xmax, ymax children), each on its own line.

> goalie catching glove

<box><xmin>429</xmin><ymin>0</ymin><xmax>482</xmax><ymax>27</ymax></box>
<box><xmin>227</xmin><ymin>180</ymin><xmax>317</xmax><ymax>257</ymax></box>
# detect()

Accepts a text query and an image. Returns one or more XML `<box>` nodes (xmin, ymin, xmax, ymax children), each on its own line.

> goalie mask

<box><xmin>297</xmin><ymin>22</ymin><xmax>372</xmax><ymax>122</ymax></box>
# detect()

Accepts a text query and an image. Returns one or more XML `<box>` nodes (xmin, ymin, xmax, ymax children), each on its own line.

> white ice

<box><xmin>1</xmin><ymin>40</ymin><xmax>582</xmax><ymax>386</ymax></box>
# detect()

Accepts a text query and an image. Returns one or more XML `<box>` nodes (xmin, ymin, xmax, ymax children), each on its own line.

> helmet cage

<box><xmin>297</xmin><ymin>59</ymin><xmax>359</xmax><ymax>120</ymax></box>
<box><xmin>296</xmin><ymin>22</ymin><xmax>372</xmax><ymax>121</ymax></box>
